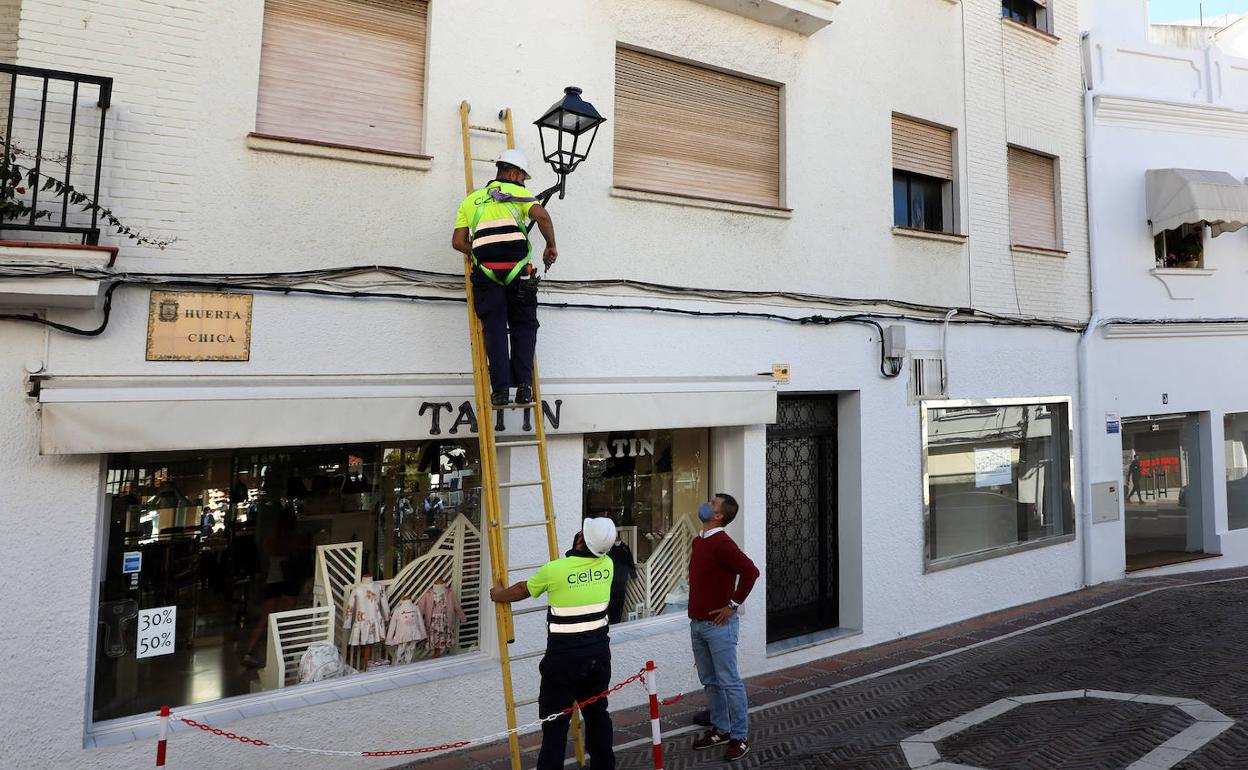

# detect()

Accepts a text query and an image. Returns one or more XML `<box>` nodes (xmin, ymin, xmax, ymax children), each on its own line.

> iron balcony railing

<box><xmin>0</xmin><ymin>62</ymin><xmax>113</xmax><ymax>246</ymax></box>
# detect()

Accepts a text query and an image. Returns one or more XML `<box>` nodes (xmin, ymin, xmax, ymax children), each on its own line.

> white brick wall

<box><xmin>963</xmin><ymin>0</ymin><xmax>1091</xmax><ymax>321</ymax></box>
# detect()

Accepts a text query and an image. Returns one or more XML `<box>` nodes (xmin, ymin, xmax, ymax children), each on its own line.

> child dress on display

<box><xmin>385</xmin><ymin>598</ymin><xmax>428</xmax><ymax>665</ymax></box>
<box><xmin>417</xmin><ymin>582</ymin><xmax>466</xmax><ymax>656</ymax></box>
<box><xmin>343</xmin><ymin>576</ymin><xmax>390</xmax><ymax>646</ymax></box>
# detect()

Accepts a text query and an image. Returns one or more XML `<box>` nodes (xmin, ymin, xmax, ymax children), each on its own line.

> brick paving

<box><xmin>399</xmin><ymin>566</ymin><xmax>1248</xmax><ymax>770</ymax></box>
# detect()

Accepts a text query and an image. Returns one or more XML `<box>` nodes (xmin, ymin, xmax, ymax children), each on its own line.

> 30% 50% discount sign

<box><xmin>137</xmin><ymin>606</ymin><xmax>177</xmax><ymax>659</ymax></box>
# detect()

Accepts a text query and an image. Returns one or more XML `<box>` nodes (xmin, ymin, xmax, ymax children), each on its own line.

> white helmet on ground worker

<box><xmin>496</xmin><ymin>148</ymin><xmax>532</xmax><ymax>179</ymax></box>
<box><xmin>581</xmin><ymin>517</ymin><xmax>618</xmax><ymax>557</ymax></box>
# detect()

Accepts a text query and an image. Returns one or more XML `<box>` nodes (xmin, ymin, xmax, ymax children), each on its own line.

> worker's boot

<box><xmin>491</xmin><ymin>390</ymin><xmax>510</xmax><ymax>407</ymax></box>
<box><xmin>515</xmin><ymin>384</ymin><xmax>534</xmax><ymax>405</ymax></box>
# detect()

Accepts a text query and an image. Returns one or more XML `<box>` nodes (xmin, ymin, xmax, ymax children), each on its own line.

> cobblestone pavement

<box><xmin>402</xmin><ymin>567</ymin><xmax>1248</xmax><ymax>770</ymax></box>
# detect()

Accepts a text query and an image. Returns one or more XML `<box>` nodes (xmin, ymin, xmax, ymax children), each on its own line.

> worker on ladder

<box><xmin>490</xmin><ymin>517</ymin><xmax>619</xmax><ymax>770</ymax></box>
<box><xmin>452</xmin><ymin>149</ymin><xmax>558</xmax><ymax>407</ymax></box>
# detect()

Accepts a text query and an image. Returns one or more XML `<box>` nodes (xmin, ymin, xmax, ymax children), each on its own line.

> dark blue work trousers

<box><xmin>472</xmin><ymin>270</ymin><xmax>538</xmax><ymax>394</ymax></box>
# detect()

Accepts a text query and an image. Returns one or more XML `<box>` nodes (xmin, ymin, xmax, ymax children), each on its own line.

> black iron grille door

<box><xmin>766</xmin><ymin>395</ymin><xmax>838</xmax><ymax>644</ymax></box>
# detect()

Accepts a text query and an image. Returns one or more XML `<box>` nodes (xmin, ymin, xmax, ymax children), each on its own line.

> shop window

<box><xmin>93</xmin><ymin>440</ymin><xmax>481</xmax><ymax>723</ymax></box>
<box><xmin>1224</xmin><ymin>413</ymin><xmax>1248</xmax><ymax>530</ymax></box>
<box><xmin>922</xmin><ymin>399</ymin><xmax>1074</xmax><ymax>569</ymax></box>
<box><xmin>583</xmin><ymin>429</ymin><xmax>709</xmax><ymax>623</ymax></box>
<box><xmin>1154</xmin><ymin>223</ymin><xmax>1204</xmax><ymax>269</ymax></box>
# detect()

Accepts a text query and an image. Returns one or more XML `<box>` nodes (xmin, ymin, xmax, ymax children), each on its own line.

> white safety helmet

<box><xmin>496</xmin><ymin>148</ymin><xmax>532</xmax><ymax>179</ymax></box>
<box><xmin>581</xmin><ymin>517</ymin><xmax>618</xmax><ymax>557</ymax></box>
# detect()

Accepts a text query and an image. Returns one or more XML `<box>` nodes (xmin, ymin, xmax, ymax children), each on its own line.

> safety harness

<box><xmin>469</xmin><ymin>183</ymin><xmax>536</xmax><ymax>286</ymax></box>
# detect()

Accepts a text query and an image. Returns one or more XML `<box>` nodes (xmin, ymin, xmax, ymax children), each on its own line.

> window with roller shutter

<box><xmin>613</xmin><ymin>48</ymin><xmax>783</xmax><ymax>209</ymax></box>
<box><xmin>891</xmin><ymin>115</ymin><xmax>956</xmax><ymax>234</ymax></box>
<box><xmin>1007</xmin><ymin>146</ymin><xmax>1061</xmax><ymax>252</ymax></box>
<box><xmin>255</xmin><ymin>0</ymin><xmax>428</xmax><ymax>157</ymax></box>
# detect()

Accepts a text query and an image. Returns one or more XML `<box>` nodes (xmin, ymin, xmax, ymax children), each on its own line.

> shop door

<box><xmin>766</xmin><ymin>395</ymin><xmax>838</xmax><ymax>643</ymax></box>
<box><xmin>1121</xmin><ymin>413</ymin><xmax>1205</xmax><ymax>571</ymax></box>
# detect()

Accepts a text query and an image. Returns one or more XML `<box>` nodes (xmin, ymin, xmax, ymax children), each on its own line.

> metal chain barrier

<box><xmin>638</xmin><ymin>670</ymin><xmax>686</xmax><ymax>706</ymax></box>
<box><xmin>162</xmin><ymin>667</ymin><xmax>648</xmax><ymax>761</ymax></box>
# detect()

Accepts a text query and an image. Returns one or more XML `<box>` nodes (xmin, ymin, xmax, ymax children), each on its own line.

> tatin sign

<box><xmin>146</xmin><ymin>290</ymin><xmax>253</xmax><ymax>361</ymax></box>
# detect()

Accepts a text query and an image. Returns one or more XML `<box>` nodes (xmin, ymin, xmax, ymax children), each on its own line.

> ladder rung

<box><xmin>497</xmin><ymin>439</ymin><xmax>541</xmax><ymax>448</ymax></box>
<box><xmin>499</xmin><ymin>479</ymin><xmax>544</xmax><ymax>489</ymax></box>
<box><xmin>509</xmin><ymin>561</ymin><xmax>546</xmax><ymax>572</ymax></box>
<box><xmin>470</xmin><ymin>156</ymin><xmax>497</xmax><ymax>163</ymax></box>
<box><xmin>512</xmin><ymin>605</ymin><xmax>548</xmax><ymax>616</ymax></box>
<box><xmin>503</xmin><ymin>520</ymin><xmax>550</xmax><ymax>530</ymax></box>
<box><xmin>510</xmin><ymin>649</ymin><xmax>546</xmax><ymax>662</ymax></box>
<box><xmin>515</xmin><ymin>696</ymin><xmax>540</xmax><ymax>708</ymax></box>
<box><xmin>470</xmin><ymin>125</ymin><xmax>507</xmax><ymax>134</ymax></box>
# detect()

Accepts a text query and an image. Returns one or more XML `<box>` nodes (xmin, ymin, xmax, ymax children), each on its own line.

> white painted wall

<box><xmin>1083</xmin><ymin>0</ymin><xmax>1248</xmax><ymax>583</ymax></box>
<box><xmin>0</xmin><ymin>0</ymin><xmax>1093</xmax><ymax>766</ymax></box>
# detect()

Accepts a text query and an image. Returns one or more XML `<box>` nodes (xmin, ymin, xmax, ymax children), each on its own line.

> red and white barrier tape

<box><xmin>158</xmin><ymin>667</ymin><xmax>649</xmax><ymax>763</ymax></box>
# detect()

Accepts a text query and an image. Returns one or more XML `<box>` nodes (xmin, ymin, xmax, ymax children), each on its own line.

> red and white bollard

<box><xmin>645</xmin><ymin>660</ymin><xmax>664</xmax><ymax>770</ymax></box>
<box><xmin>155</xmin><ymin>705</ymin><xmax>170</xmax><ymax>767</ymax></box>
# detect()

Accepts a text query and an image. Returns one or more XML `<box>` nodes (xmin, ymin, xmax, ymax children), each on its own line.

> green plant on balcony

<box><xmin>0</xmin><ymin>140</ymin><xmax>175</xmax><ymax>249</ymax></box>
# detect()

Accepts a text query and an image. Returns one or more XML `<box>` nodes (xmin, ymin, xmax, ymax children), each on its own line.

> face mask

<box><xmin>697</xmin><ymin>502</ymin><xmax>716</xmax><ymax>523</ymax></box>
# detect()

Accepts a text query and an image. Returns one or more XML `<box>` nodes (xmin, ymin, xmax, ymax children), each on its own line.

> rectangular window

<box><xmin>613</xmin><ymin>48</ymin><xmax>782</xmax><ymax>208</ymax></box>
<box><xmin>1225</xmin><ymin>413</ymin><xmax>1248</xmax><ymax>530</ymax></box>
<box><xmin>583</xmin><ymin>429</ymin><xmax>709</xmax><ymax>622</ymax></box>
<box><xmin>1154</xmin><ymin>223</ymin><xmax>1204</xmax><ymax>269</ymax></box>
<box><xmin>1001</xmin><ymin>0</ymin><xmax>1049</xmax><ymax>31</ymax></box>
<box><xmin>255</xmin><ymin>0</ymin><xmax>428</xmax><ymax>155</ymax></box>
<box><xmin>93</xmin><ymin>440</ymin><xmax>481</xmax><ymax>723</ymax></box>
<box><xmin>923</xmin><ymin>398</ymin><xmax>1074</xmax><ymax>569</ymax></box>
<box><xmin>1008</xmin><ymin>146</ymin><xmax>1060</xmax><ymax>251</ymax></box>
<box><xmin>892</xmin><ymin>115</ymin><xmax>954</xmax><ymax>233</ymax></box>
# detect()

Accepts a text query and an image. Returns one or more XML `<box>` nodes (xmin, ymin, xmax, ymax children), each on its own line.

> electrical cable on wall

<box><xmin>0</xmin><ymin>262</ymin><xmax>1108</xmax><ymax>380</ymax></box>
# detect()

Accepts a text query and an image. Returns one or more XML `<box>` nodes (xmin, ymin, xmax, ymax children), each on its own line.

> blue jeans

<box><xmin>690</xmin><ymin>615</ymin><xmax>747</xmax><ymax>739</ymax></box>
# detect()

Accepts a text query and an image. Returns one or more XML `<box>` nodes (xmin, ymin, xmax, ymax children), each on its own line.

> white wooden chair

<box><xmin>259</xmin><ymin>604</ymin><xmax>335</xmax><ymax>690</ymax></box>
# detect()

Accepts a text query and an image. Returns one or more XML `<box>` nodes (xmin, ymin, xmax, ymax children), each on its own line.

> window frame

<box><xmin>1007</xmin><ymin>145</ymin><xmax>1063</xmax><ymax>252</ymax></box>
<box><xmin>1153</xmin><ymin>223</ymin><xmax>1205</xmax><ymax>269</ymax></box>
<box><xmin>891</xmin><ymin>114</ymin><xmax>958</xmax><ymax>235</ymax></box>
<box><xmin>893</xmin><ymin>170</ymin><xmax>950</xmax><ymax>233</ymax></box>
<box><xmin>920</xmin><ymin>396</ymin><xmax>1077</xmax><ymax>573</ymax></box>
<box><xmin>1001</xmin><ymin>0</ymin><xmax>1051</xmax><ymax>34</ymax></box>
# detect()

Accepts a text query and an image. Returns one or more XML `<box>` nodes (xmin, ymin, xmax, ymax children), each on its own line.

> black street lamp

<box><xmin>534</xmin><ymin>86</ymin><xmax>606</xmax><ymax>202</ymax></box>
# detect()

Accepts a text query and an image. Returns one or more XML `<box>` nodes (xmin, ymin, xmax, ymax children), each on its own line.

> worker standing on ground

<box><xmin>452</xmin><ymin>149</ymin><xmax>558</xmax><ymax>407</ymax></box>
<box><xmin>490</xmin><ymin>517</ymin><xmax>618</xmax><ymax>770</ymax></box>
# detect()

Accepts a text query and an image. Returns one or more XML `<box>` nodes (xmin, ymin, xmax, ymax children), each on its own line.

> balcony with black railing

<box><xmin>0</xmin><ymin>62</ymin><xmax>112</xmax><ymax>250</ymax></box>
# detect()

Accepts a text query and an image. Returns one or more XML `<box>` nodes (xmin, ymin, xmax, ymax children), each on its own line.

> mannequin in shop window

<box><xmin>242</xmin><ymin>507</ymin><xmax>311</xmax><ymax>668</ymax></box>
<box><xmin>385</xmin><ymin>594</ymin><xmax>428</xmax><ymax>665</ymax></box>
<box><xmin>344</xmin><ymin>571</ymin><xmax>390</xmax><ymax>670</ymax></box>
<box><xmin>417</xmin><ymin>578</ymin><xmax>466</xmax><ymax>657</ymax></box>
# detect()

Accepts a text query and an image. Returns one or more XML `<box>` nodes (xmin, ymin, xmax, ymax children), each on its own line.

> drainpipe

<box><xmin>1077</xmin><ymin>34</ymin><xmax>1104</xmax><ymax>588</ymax></box>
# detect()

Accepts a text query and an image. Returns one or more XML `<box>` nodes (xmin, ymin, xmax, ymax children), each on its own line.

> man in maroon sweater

<box><xmin>687</xmin><ymin>492</ymin><xmax>759</xmax><ymax>761</ymax></box>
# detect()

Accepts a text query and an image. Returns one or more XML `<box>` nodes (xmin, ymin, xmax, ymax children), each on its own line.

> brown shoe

<box><xmin>692</xmin><ymin>729</ymin><xmax>729</xmax><ymax>751</ymax></box>
<box><xmin>724</xmin><ymin>739</ymin><xmax>750</xmax><ymax>761</ymax></box>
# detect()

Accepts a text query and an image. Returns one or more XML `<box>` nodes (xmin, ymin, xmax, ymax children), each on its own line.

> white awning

<box><xmin>1146</xmin><ymin>168</ymin><xmax>1248</xmax><ymax>237</ymax></box>
<box><xmin>36</xmin><ymin>374</ymin><xmax>778</xmax><ymax>454</ymax></box>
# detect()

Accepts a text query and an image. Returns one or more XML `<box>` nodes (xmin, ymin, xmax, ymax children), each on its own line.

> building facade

<box><xmin>0</xmin><ymin>1</ymin><xmax>1091</xmax><ymax>766</ymax></box>
<box><xmin>1082</xmin><ymin>0</ymin><xmax>1248</xmax><ymax>582</ymax></box>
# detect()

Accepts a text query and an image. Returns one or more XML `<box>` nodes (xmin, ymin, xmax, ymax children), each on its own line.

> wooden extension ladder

<box><xmin>458</xmin><ymin>101</ymin><xmax>584</xmax><ymax>770</ymax></box>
